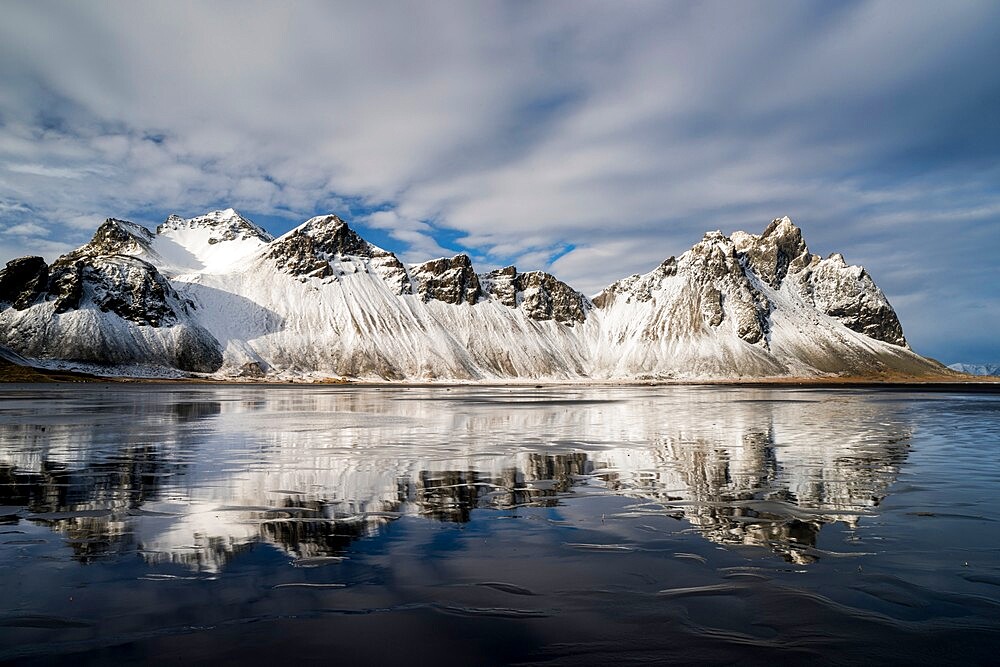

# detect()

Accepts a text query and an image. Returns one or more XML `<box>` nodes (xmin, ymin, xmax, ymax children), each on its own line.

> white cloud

<box><xmin>3</xmin><ymin>221</ymin><xmax>48</xmax><ymax>236</ymax></box>
<box><xmin>363</xmin><ymin>210</ymin><xmax>452</xmax><ymax>261</ymax></box>
<box><xmin>5</xmin><ymin>164</ymin><xmax>88</xmax><ymax>179</ymax></box>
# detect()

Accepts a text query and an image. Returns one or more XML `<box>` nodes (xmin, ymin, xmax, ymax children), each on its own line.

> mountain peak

<box><xmin>279</xmin><ymin>214</ymin><xmax>370</xmax><ymax>257</ymax></box>
<box><xmin>732</xmin><ymin>217</ymin><xmax>808</xmax><ymax>289</ymax></box>
<box><xmin>157</xmin><ymin>209</ymin><xmax>272</xmax><ymax>243</ymax></box>
<box><xmin>296</xmin><ymin>214</ymin><xmax>347</xmax><ymax>233</ymax></box>
<box><xmin>764</xmin><ymin>215</ymin><xmax>796</xmax><ymax>233</ymax></box>
<box><xmin>102</xmin><ymin>217</ymin><xmax>154</xmax><ymax>240</ymax></box>
<box><xmin>728</xmin><ymin>218</ymin><xmax>906</xmax><ymax>348</ymax></box>
<box><xmin>195</xmin><ymin>208</ymin><xmax>244</xmax><ymax>223</ymax></box>
<box><xmin>267</xmin><ymin>213</ymin><xmax>410</xmax><ymax>293</ymax></box>
<box><xmin>71</xmin><ymin>218</ymin><xmax>154</xmax><ymax>259</ymax></box>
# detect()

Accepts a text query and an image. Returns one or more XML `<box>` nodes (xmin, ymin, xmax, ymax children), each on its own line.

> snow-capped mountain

<box><xmin>948</xmin><ymin>363</ymin><xmax>1000</xmax><ymax>377</ymax></box>
<box><xmin>0</xmin><ymin>210</ymin><xmax>949</xmax><ymax>380</ymax></box>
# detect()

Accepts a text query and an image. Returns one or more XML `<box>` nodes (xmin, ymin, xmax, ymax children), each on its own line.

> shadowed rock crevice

<box><xmin>0</xmin><ymin>256</ymin><xmax>49</xmax><ymax>310</ymax></box>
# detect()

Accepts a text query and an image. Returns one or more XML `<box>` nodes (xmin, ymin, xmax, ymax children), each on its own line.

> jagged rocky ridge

<box><xmin>0</xmin><ymin>210</ymin><xmax>947</xmax><ymax>380</ymax></box>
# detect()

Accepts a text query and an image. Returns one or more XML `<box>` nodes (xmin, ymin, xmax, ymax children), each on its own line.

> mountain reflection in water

<box><xmin>0</xmin><ymin>385</ymin><xmax>909</xmax><ymax>569</ymax></box>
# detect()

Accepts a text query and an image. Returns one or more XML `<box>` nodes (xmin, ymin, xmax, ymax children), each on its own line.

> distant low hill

<box><xmin>948</xmin><ymin>363</ymin><xmax>1000</xmax><ymax>377</ymax></box>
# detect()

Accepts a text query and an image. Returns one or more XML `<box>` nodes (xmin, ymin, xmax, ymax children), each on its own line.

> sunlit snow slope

<box><xmin>0</xmin><ymin>210</ymin><xmax>948</xmax><ymax>380</ymax></box>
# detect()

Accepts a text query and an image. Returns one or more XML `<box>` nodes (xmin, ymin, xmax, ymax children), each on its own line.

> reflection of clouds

<box><xmin>0</xmin><ymin>387</ymin><xmax>910</xmax><ymax>570</ymax></box>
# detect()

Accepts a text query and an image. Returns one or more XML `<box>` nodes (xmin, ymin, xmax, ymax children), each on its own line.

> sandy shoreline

<box><xmin>2</xmin><ymin>358</ymin><xmax>997</xmax><ymax>391</ymax></box>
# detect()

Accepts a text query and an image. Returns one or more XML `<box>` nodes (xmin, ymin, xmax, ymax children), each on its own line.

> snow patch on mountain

<box><xmin>151</xmin><ymin>208</ymin><xmax>274</xmax><ymax>275</ymax></box>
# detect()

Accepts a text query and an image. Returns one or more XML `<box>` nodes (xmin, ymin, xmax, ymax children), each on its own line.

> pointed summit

<box><xmin>762</xmin><ymin>215</ymin><xmax>797</xmax><ymax>236</ymax></box>
<box><xmin>730</xmin><ymin>217</ymin><xmax>906</xmax><ymax>348</ymax></box>
<box><xmin>293</xmin><ymin>213</ymin><xmax>347</xmax><ymax>232</ymax></box>
<box><xmin>157</xmin><ymin>209</ymin><xmax>273</xmax><ymax>243</ymax></box>
<box><xmin>732</xmin><ymin>217</ymin><xmax>809</xmax><ymax>289</ymax></box>
<box><xmin>68</xmin><ymin>218</ymin><xmax>155</xmax><ymax>260</ymax></box>
<box><xmin>275</xmin><ymin>214</ymin><xmax>377</xmax><ymax>260</ymax></box>
<box><xmin>268</xmin><ymin>213</ymin><xmax>411</xmax><ymax>294</ymax></box>
<box><xmin>150</xmin><ymin>209</ymin><xmax>272</xmax><ymax>274</ymax></box>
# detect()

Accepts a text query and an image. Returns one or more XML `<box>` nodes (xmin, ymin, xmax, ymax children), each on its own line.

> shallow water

<box><xmin>1</xmin><ymin>384</ymin><xmax>999</xmax><ymax>665</ymax></box>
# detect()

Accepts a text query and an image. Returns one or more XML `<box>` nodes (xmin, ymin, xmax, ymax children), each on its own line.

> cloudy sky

<box><xmin>1</xmin><ymin>1</ymin><xmax>998</xmax><ymax>362</ymax></box>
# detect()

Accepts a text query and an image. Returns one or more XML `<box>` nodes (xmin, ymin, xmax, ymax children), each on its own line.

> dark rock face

<box><xmin>78</xmin><ymin>218</ymin><xmax>154</xmax><ymax>258</ymax></box>
<box><xmin>38</xmin><ymin>256</ymin><xmax>184</xmax><ymax>327</ymax></box>
<box><xmin>700</xmin><ymin>285</ymin><xmax>724</xmax><ymax>327</ymax></box>
<box><xmin>515</xmin><ymin>271</ymin><xmax>588</xmax><ymax>325</ymax></box>
<box><xmin>0</xmin><ymin>218</ymin><xmax>224</xmax><ymax>374</ymax></box>
<box><xmin>267</xmin><ymin>216</ymin><xmax>411</xmax><ymax>294</ymax></box>
<box><xmin>733</xmin><ymin>217</ymin><xmax>907</xmax><ymax>348</ymax></box>
<box><xmin>86</xmin><ymin>257</ymin><xmax>182</xmax><ymax>327</ymax></box>
<box><xmin>686</xmin><ymin>232</ymin><xmax>770</xmax><ymax>344</ymax></box>
<box><xmin>0</xmin><ymin>256</ymin><xmax>49</xmax><ymax>310</ymax></box>
<box><xmin>482</xmin><ymin>266</ymin><xmax>588</xmax><ymax>325</ymax></box>
<box><xmin>736</xmin><ymin>217</ymin><xmax>808</xmax><ymax>289</ymax></box>
<box><xmin>266</xmin><ymin>230</ymin><xmax>334</xmax><ymax>279</ymax></box>
<box><xmin>412</xmin><ymin>254</ymin><xmax>482</xmax><ymax>305</ymax></box>
<box><xmin>171</xmin><ymin>327</ymin><xmax>224</xmax><ymax>373</ymax></box>
<box><xmin>47</xmin><ymin>218</ymin><xmax>157</xmax><ymax>302</ymax></box>
<box><xmin>805</xmin><ymin>256</ymin><xmax>906</xmax><ymax>347</ymax></box>
<box><xmin>283</xmin><ymin>215</ymin><xmax>370</xmax><ymax>256</ymax></box>
<box><xmin>0</xmin><ymin>259</ymin><xmax>223</xmax><ymax>373</ymax></box>
<box><xmin>46</xmin><ymin>261</ymin><xmax>85</xmax><ymax>313</ymax></box>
